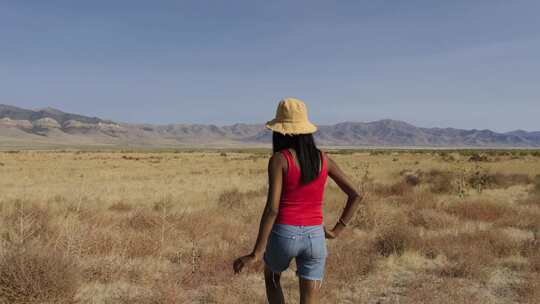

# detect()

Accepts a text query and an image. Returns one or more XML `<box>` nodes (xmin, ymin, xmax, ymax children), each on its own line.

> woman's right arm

<box><xmin>326</xmin><ymin>154</ymin><xmax>364</xmax><ymax>238</ymax></box>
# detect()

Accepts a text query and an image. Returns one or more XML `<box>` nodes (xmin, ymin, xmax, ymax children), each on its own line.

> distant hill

<box><xmin>1</xmin><ymin>104</ymin><xmax>539</xmax><ymax>148</ymax></box>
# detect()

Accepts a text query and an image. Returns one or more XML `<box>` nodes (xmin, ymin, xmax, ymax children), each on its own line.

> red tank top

<box><xmin>276</xmin><ymin>149</ymin><xmax>328</xmax><ymax>226</ymax></box>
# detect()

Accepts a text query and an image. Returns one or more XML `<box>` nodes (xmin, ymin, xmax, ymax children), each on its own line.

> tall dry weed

<box><xmin>1</xmin><ymin>200</ymin><xmax>54</xmax><ymax>245</ymax></box>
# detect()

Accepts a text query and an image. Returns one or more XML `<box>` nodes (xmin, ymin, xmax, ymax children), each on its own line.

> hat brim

<box><xmin>265</xmin><ymin>119</ymin><xmax>317</xmax><ymax>135</ymax></box>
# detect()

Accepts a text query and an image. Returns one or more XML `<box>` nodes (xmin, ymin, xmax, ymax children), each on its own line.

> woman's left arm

<box><xmin>233</xmin><ymin>153</ymin><xmax>283</xmax><ymax>274</ymax></box>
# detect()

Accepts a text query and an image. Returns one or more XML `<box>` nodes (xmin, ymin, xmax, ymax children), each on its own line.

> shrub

<box><xmin>517</xmin><ymin>176</ymin><xmax>540</xmax><ymax>206</ymax></box>
<box><xmin>326</xmin><ymin>237</ymin><xmax>375</xmax><ymax>279</ymax></box>
<box><xmin>533</xmin><ymin>175</ymin><xmax>540</xmax><ymax>194</ymax></box>
<box><xmin>123</xmin><ymin>232</ymin><xmax>161</xmax><ymax>258</ymax></box>
<box><xmin>373</xmin><ymin>181</ymin><xmax>413</xmax><ymax>197</ymax></box>
<box><xmin>394</xmin><ymin>189</ymin><xmax>438</xmax><ymax>210</ymax></box>
<box><xmin>520</xmin><ymin>234</ymin><xmax>540</xmax><ymax>273</ymax></box>
<box><xmin>438</xmin><ymin>151</ymin><xmax>456</xmax><ymax>162</ymax></box>
<box><xmin>0</xmin><ymin>245</ymin><xmax>81</xmax><ymax>304</ymax></box>
<box><xmin>445</xmin><ymin>199</ymin><xmax>514</xmax><ymax>222</ymax></box>
<box><xmin>374</xmin><ymin>225</ymin><xmax>417</xmax><ymax>257</ymax></box>
<box><xmin>369</xmin><ymin>150</ymin><xmax>387</xmax><ymax>156</ymax></box>
<box><xmin>422</xmin><ymin>170</ymin><xmax>456</xmax><ymax>194</ymax></box>
<box><xmin>468</xmin><ymin>172</ymin><xmax>530</xmax><ymax>190</ymax></box>
<box><xmin>468</xmin><ymin>153</ymin><xmax>489</xmax><ymax>162</ymax></box>
<box><xmin>109</xmin><ymin>201</ymin><xmax>133</xmax><ymax>212</ymax></box>
<box><xmin>218</xmin><ymin>188</ymin><xmax>244</xmax><ymax>208</ymax></box>
<box><xmin>407</xmin><ymin>208</ymin><xmax>460</xmax><ymax>230</ymax></box>
<box><xmin>120</xmin><ymin>210</ymin><xmax>160</xmax><ymax>231</ymax></box>
<box><xmin>217</xmin><ymin>187</ymin><xmax>266</xmax><ymax>209</ymax></box>
<box><xmin>421</xmin><ymin>230</ymin><xmax>519</xmax><ymax>279</ymax></box>
<box><xmin>531</xmin><ymin>253</ymin><xmax>540</xmax><ymax>273</ymax></box>
<box><xmin>404</xmin><ymin>174</ymin><xmax>421</xmax><ymax>186</ymax></box>
<box><xmin>153</xmin><ymin>196</ymin><xmax>173</xmax><ymax>212</ymax></box>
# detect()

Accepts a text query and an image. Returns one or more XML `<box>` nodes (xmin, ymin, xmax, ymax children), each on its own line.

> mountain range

<box><xmin>1</xmin><ymin>104</ymin><xmax>539</xmax><ymax>148</ymax></box>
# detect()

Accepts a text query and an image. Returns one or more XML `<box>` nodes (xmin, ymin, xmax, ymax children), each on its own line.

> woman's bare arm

<box><xmin>233</xmin><ymin>153</ymin><xmax>283</xmax><ymax>273</ymax></box>
<box><xmin>326</xmin><ymin>154</ymin><xmax>364</xmax><ymax>238</ymax></box>
<box><xmin>250</xmin><ymin>153</ymin><xmax>283</xmax><ymax>257</ymax></box>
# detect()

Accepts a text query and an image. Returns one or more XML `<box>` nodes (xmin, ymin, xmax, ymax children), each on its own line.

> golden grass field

<box><xmin>1</xmin><ymin>149</ymin><xmax>539</xmax><ymax>304</ymax></box>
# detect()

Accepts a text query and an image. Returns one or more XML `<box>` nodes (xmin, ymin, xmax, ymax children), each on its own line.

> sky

<box><xmin>1</xmin><ymin>0</ymin><xmax>539</xmax><ymax>132</ymax></box>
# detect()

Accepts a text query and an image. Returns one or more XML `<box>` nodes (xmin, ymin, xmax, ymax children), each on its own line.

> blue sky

<box><xmin>1</xmin><ymin>0</ymin><xmax>539</xmax><ymax>132</ymax></box>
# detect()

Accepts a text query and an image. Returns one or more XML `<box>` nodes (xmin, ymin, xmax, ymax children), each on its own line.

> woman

<box><xmin>233</xmin><ymin>98</ymin><xmax>364</xmax><ymax>304</ymax></box>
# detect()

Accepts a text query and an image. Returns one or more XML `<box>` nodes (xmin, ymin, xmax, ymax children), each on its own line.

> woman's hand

<box><xmin>233</xmin><ymin>253</ymin><xmax>260</xmax><ymax>274</ymax></box>
<box><xmin>324</xmin><ymin>226</ymin><xmax>337</xmax><ymax>239</ymax></box>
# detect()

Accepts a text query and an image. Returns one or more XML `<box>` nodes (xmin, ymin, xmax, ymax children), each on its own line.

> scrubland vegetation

<box><xmin>1</xmin><ymin>149</ymin><xmax>539</xmax><ymax>303</ymax></box>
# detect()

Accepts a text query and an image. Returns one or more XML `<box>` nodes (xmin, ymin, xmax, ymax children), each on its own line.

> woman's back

<box><xmin>233</xmin><ymin>98</ymin><xmax>364</xmax><ymax>304</ymax></box>
<box><xmin>276</xmin><ymin>148</ymin><xmax>328</xmax><ymax>226</ymax></box>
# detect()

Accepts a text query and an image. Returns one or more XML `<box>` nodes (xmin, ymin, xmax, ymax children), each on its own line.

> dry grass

<box><xmin>0</xmin><ymin>149</ymin><xmax>539</xmax><ymax>303</ymax></box>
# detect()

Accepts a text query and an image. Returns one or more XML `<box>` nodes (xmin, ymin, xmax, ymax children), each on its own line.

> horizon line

<box><xmin>1</xmin><ymin>103</ymin><xmax>539</xmax><ymax>133</ymax></box>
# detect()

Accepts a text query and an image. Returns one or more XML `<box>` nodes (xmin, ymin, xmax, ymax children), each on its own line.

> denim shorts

<box><xmin>263</xmin><ymin>223</ymin><xmax>327</xmax><ymax>281</ymax></box>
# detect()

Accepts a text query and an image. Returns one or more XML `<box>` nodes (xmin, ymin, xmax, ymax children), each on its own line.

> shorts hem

<box><xmin>296</xmin><ymin>272</ymin><xmax>324</xmax><ymax>281</ymax></box>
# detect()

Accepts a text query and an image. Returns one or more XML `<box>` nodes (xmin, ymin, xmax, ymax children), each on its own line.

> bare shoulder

<box><xmin>322</xmin><ymin>151</ymin><xmax>336</xmax><ymax>170</ymax></box>
<box><xmin>268</xmin><ymin>151</ymin><xmax>285</xmax><ymax>170</ymax></box>
<box><xmin>324</xmin><ymin>152</ymin><xmax>347</xmax><ymax>176</ymax></box>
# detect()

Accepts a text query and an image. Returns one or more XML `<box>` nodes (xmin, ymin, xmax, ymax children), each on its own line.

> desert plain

<box><xmin>0</xmin><ymin>149</ymin><xmax>539</xmax><ymax>303</ymax></box>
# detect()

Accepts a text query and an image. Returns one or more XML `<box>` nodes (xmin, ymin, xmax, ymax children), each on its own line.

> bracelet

<box><xmin>338</xmin><ymin>218</ymin><xmax>349</xmax><ymax>227</ymax></box>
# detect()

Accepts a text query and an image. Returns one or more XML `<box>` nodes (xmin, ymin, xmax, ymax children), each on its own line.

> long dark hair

<box><xmin>272</xmin><ymin>132</ymin><xmax>321</xmax><ymax>184</ymax></box>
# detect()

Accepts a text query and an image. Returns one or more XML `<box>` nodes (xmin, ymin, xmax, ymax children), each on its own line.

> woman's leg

<box><xmin>299</xmin><ymin>277</ymin><xmax>322</xmax><ymax>304</ymax></box>
<box><xmin>264</xmin><ymin>265</ymin><xmax>285</xmax><ymax>304</ymax></box>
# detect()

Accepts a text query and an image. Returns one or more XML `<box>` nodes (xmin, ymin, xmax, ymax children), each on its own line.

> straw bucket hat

<box><xmin>265</xmin><ymin>97</ymin><xmax>317</xmax><ymax>135</ymax></box>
